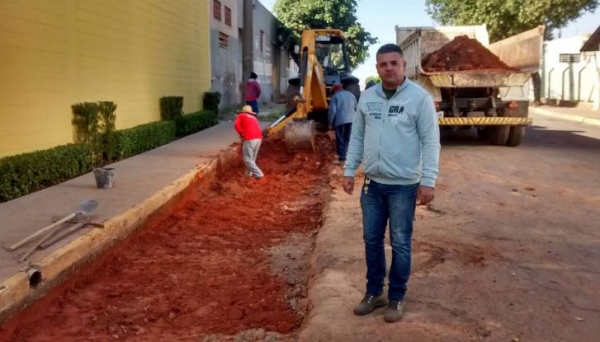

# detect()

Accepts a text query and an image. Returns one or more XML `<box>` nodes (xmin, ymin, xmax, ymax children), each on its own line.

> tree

<box><xmin>273</xmin><ymin>0</ymin><xmax>378</xmax><ymax>69</ymax></box>
<box><xmin>425</xmin><ymin>0</ymin><xmax>599</xmax><ymax>42</ymax></box>
<box><xmin>365</xmin><ymin>75</ymin><xmax>381</xmax><ymax>84</ymax></box>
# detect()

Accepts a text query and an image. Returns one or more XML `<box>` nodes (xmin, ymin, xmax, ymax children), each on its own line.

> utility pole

<box><xmin>242</xmin><ymin>0</ymin><xmax>254</xmax><ymax>103</ymax></box>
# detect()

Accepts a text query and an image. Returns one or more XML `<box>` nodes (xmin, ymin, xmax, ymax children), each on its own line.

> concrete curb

<box><xmin>298</xmin><ymin>176</ymin><xmax>365</xmax><ymax>342</ymax></box>
<box><xmin>0</xmin><ymin>145</ymin><xmax>241</xmax><ymax>324</ymax></box>
<box><xmin>532</xmin><ymin>107</ymin><xmax>600</xmax><ymax>127</ymax></box>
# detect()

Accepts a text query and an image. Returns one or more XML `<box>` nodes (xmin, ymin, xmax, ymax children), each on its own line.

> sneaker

<box><xmin>384</xmin><ymin>300</ymin><xmax>404</xmax><ymax>323</ymax></box>
<box><xmin>353</xmin><ymin>294</ymin><xmax>387</xmax><ymax>316</ymax></box>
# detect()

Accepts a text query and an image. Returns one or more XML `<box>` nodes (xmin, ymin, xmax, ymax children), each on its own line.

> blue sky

<box><xmin>258</xmin><ymin>0</ymin><xmax>600</xmax><ymax>86</ymax></box>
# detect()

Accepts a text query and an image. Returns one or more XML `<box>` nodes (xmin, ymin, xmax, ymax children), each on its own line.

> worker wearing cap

<box><xmin>234</xmin><ymin>105</ymin><xmax>264</xmax><ymax>180</ymax></box>
<box><xmin>328</xmin><ymin>83</ymin><xmax>357</xmax><ymax>165</ymax></box>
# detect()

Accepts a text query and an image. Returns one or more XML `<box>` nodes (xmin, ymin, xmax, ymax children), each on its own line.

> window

<box><xmin>213</xmin><ymin>0</ymin><xmax>221</xmax><ymax>21</ymax></box>
<box><xmin>219</xmin><ymin>32</ymin><xmax>228</xmax><ymax>49</ymax></box>
<box><xmin>260</xmin><ymin>30</ymin><xmax>264</xmax><ymax>53</ymax></box>
<box><xmin>225</xmin><ymin>6</ymin><xmax>232</xmax><ymax>27</ymax></box>
<box><xmin>559</xmin><ymin>53</ymin><xmax>580</xmax><ymax>63</ymax></box>
<box><xmin>315</xmin><ymin>40</ymin><xmax>346</xmax><ymax>72</ymax></box>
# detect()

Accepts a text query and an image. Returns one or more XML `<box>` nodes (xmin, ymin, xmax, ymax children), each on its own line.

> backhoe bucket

<box><xmin>285</xmin><ymin>119</ymin><xmax>316</xmax><ymax>152</ymax></box>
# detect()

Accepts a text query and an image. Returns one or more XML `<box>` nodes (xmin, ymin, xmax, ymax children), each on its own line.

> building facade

<box><xmin>0</xmin><ymin>0</ymin><xmax>212</xmax><ymax>158</ymax></box>
<box><xmin>580</xmin><ymin>25</ymin><xmax>600</xmax><ymax>110</ymax></box>
<box><xmin>209</xmin><ymin>0</ymin><xmax>297</xmax><ymax>109</ymax></box>
<box><xmin>209</xmin><ymin>0</ymin><xmax>242</xmax><ymax>110</ymax></box>
<box><xmin>542</xmin><ymin>35</ymin><xmax>598</xmax><ymax>105</ymax></box>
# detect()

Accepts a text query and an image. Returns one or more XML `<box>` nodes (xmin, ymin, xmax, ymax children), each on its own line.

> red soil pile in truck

<box><xmin>422</xmin><ymin>35</ymin><xmax>516</xmax><ymax>72</ymax></box>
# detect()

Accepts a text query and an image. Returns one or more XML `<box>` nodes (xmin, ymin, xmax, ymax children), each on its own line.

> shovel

<box><xmin>11</xmin><ymin>200</ymin><xmax>98</xmax><ymax>260</ymax></box>
<box><xmin>39</xmin><ymin>213</ymin><xmax>99</xmax><ymax>250</ymax></box>
<box><xmin>50</xmin><ymin>213</ymin><xmax>105</xmax><ymax>228</ymax></box>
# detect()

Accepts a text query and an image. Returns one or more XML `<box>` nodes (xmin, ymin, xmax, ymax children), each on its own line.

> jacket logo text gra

<box><xmin>388</xmin><ymin>106</ymin><xmax>405</xmax><ymax>114</ymax></box>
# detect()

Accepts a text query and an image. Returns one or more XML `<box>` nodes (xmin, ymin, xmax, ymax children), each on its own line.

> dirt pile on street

<box><xmin>0</xmin><ymin>135</ymin><xmax>335</xmax><ymax>341</ymax></box>
<box><xmin>422</xmin><ymin>35</ymin><xmax>515</xmax><ymax>72</ymax></box>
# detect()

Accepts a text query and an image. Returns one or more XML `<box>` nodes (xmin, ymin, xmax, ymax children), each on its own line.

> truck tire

<box><xmin>284</xmin><ymin>84</ymin><xmax>301</xmax><ymax>111</ymax></box>
<box><xmin>506</xmin><ymin>126</ymin><xmax>525</xmax><ymax>147</ymax></box>
<box><xmin>477</xmin><ymin>127</ymin><xmax>491</xmax><ymax>141</ymax></box>
<box><xmin>489</xmin><ymin>126</ymin><xmax>509</xmax><ymax>146</ymax></box>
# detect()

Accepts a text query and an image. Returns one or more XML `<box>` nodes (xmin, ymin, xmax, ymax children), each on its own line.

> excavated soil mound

<box><xmin>0</xmin><ymin>135</ymin><xmax>335</xmax><ymax>342</ymax></box>
<box><xmin>422</xmin><ymin>35</ymin><xmax>515</xmax><ymax>72</ymax></box>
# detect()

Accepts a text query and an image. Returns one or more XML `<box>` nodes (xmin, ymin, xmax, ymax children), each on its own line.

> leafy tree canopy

<box><xmin>274</xmin><ymin>0</ymin><xmax>378</xmax><ymax>69</ymax></box>
<box><xmin>426</xmin><ymin>0</ymin><xmax>599</xmax><ymax>41</ymax></box>
<box><xmin>365</xmin><ymin>75</ymin><xmax>381</xmax><ymax>84</ymax></box>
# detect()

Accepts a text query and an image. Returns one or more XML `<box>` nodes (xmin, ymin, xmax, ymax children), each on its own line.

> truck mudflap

<box><xmin>438</xmin><ymin>117</ymin><xmax>532</xmax><ymax>126</ymax></box>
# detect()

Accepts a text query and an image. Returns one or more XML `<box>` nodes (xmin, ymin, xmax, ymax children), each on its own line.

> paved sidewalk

<box><xmin>0</xmin><ymin>121</ymin><xmax>266</xmax><ymax>321</ymax></box>
<box><xmin>220</xmin><ymin>103</ymin><xmax>286</xmax><ymax>122</ymax></box>
<box><xmin>532</xmin><ymin>103</ymin><xmax>600</xmax><ymax>126</ymax></box>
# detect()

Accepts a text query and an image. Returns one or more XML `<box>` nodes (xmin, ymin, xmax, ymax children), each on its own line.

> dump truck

<box><xmin>396</xmin><ymin>25</ymin><xmax>545</xmax><ymax>146</ymax></box>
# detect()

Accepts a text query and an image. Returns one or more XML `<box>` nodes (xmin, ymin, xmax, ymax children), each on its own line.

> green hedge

<box><xmin>202</xmin><ymin>92</ymin><xmax>221</xmax><ymax>115</ymax></box>
<box><xmin>114</xmin><ymin>120</ymin><xmax>177</xmax><ymax>159</ymax></box>
<box><xmin>0</xmin><ymin>144</ymin><xmax>93</xmax><ymax>202</ymax></box>
<box><xmin>110</xmin><ymin>110</ymin><xmax>218</xmax><ymax>159</ymax></box>
<box><xmin>176</xmin><ymin>110</ymin><xmax>218</xmax><ymax>137</ymax></box>
<box><xmin>1</xmin><ymin>110</ymin><xmax>218</xmax><ymax>203</ymax></box>
<box><xmin>160</xmin><ymin>96</ymin><xmax>184</xmax><ymax>121</ymax></box>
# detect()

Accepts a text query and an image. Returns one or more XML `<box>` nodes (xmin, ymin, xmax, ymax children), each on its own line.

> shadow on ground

<box><xmin>441</xmin><ymin>125</ymin><xmax>600</xmax><ymax>155</ymax></box>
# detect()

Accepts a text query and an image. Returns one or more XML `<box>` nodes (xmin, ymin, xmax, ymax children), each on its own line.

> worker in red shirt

<box><xmin>234</xmin><ymin>105</ymin><xmax>264</xmax><ymax>180</ymax></box>
<box><xmin>245</xmin><ymin>72</ymin><xmax>262</xmax><ymax>114</ymax></box>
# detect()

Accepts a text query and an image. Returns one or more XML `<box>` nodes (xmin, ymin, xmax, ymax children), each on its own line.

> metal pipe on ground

<box><xmin>9</xmin><ymin>213</ymin><xmax>78</xmax><ymax>251</ymax></box>
<box><xmin>25</xmin><ymin>267</ymin><xmax>42</xmax><ymax>288</ymax></box>
<box><xmin>39</xmin><ymin>222</ymin><xmax>87</xmax><ymax>250</ymax></box>
<box><xmin>9</xmin><ymin>200</ymin><xmax>98</xmax><ymax>251</ymax></box>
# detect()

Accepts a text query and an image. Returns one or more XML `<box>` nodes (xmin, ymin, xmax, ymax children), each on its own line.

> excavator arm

<box><xmin>264</xmin><ymin>29</ymin><xmax>351</xmax><ymax>152</ymax></box>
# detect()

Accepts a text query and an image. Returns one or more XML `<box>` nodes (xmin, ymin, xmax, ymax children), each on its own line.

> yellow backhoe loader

<box><xmin>264</xmin><ymin>29</ymin><xmax>360</xmax><ymax>152</ymax></box>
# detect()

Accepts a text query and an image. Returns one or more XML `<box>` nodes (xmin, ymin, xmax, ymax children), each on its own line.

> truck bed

<box><xmin>396</xmin><ymin>25</ymin><xmax>544</xmax><ymax>88</ymax></box>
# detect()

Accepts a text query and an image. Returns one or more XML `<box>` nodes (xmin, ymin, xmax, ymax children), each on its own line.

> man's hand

<box><xmin>343</xmin><ymin>176</ymin><xmax>355</xmax><ymax>195</ymax></box>
<box><xmin>328</xmin><ymin>125</ymin><xmax>334</xmax><ymax>131</ymax></box>
<box><xmin>417</xmin><ymin>186</ymin><xmax>435</xmax><ymax>205</ymax></box>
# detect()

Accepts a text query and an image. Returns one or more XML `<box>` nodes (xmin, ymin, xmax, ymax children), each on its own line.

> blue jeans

<box><xmin>246</xmin><ymin>100</ymin><xmax>259</xmax><ymax>114</ymax></box>
<box><xmin>360</xmin><ymin>177</ymin><xmax>418</xmax><ymax>301</ymax></box>
<box><xmin>335</xmin><ymin>123</ymin><xmax>352</xmax><ymax>161</ymax></box>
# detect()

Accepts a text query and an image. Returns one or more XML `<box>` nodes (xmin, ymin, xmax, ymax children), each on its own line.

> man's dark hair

<box><xmin>249</xmin><ymin>72</ymin><xmax>258</xmax><ymax>79</ymax></box>
<box><xmin>376</xmin><ymin>44</ymin><xmax>403</xmax><ymax>57</ymax></box>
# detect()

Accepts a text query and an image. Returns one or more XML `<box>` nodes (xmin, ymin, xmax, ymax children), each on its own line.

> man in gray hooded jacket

<box><xmin>343</xmin><ymin>44</ymin><xmax>440</xmax><ymax>323</ymax></box>
<box><xmin>328</xmin><ymin>84</ymin><xmax>357</xmax><ymax>164</ymax></box>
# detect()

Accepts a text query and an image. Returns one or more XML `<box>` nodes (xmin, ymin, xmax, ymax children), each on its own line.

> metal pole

<box><xmin>242</xmin><ymin>0</ymin><xmax>254</xmax><ymax>103</ymax></box>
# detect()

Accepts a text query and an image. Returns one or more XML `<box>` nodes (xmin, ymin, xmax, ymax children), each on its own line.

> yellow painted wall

<box><xmin>0</xmin><ymin>0</ymin><xmax>211</xmax><ymax>158</ymax></box>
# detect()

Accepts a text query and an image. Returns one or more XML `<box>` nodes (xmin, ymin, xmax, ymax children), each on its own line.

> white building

<box><xmin>580</xmin><ymin>25</ymin><xmax>600</xmax><ymax>110</ymax></box>
<box><xmin>542</xmin><ymin>34</ymin><xmax>597</xmax><ymax>106</ymax></box>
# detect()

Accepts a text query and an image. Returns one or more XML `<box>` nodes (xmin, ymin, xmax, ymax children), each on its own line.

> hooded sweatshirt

<box><xmin>328</xmin><ymin>89</ymin><xmax>357</xmax><ymax>127</ymax></box>
<box><xmin>343</xmin><ymin>78</ymin><xmax>441</xmax><ymax>187</ymax></box>
<box><xmin>234</xmin><ymin>112</ymin><xmax>263</xmax><ymax>140</ymax></box>
<box><xmin>245</xmin><ymin>79</ymin><xmax>261</xmax><ymax>101</ymax></box>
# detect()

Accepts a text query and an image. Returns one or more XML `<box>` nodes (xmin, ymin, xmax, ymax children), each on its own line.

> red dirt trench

<box><xmin>0</xmin><ymin>135</ymin><xmax>334</xmax><ymax>342</ymax></box>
